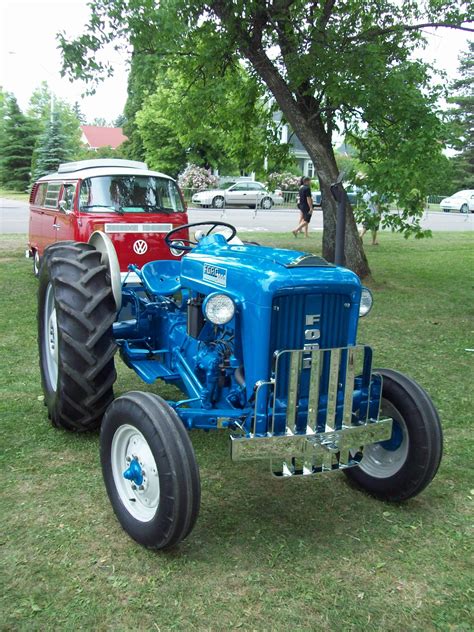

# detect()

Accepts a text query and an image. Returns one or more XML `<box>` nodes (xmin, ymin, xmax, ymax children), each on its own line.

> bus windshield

<box><xmin>79</xmin><ymin>175</ymin><xmax>185</xmax><ymax>214</ymax></box>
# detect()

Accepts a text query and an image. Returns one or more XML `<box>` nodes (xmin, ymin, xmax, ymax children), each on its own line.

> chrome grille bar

<box><xmin>286</xmin><ymin>352</ymin><xmax>301</xmax><ymax>433</ymax></box>
<box><xmin>306</xmin><ymin>351</ymin><xmax>320</xmax><ymax>433</ymax></box>
<box><xmin>326</xmin><ymin>349</ymin><xmax>340</xmax><ymax>430</ymax></box>
<box><xmin>343</xmin><ymin>348</ymin><xmax>356</xmax><ymax>427</ymax></box>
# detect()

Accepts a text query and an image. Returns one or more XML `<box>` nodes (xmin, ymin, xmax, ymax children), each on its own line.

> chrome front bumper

<box><xmin>231</xmin><ymin>419</ymin><xmax>392</xmax><ymax>474</ymax></box>
<box><xmin>230</xmin><ymin>346</ymin><xmax>392</xmax><ymax>477</ymax></box>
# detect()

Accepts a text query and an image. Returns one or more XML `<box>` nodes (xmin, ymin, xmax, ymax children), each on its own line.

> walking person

<box><xmin>292</xmin><ymin>176</ymin><xmax>314</xmax><ymax>237</ymax></box>
<box><xmin>360</xmin><ymin>190</ymin><xmax>381</xmax><ymax>245</ymax></box>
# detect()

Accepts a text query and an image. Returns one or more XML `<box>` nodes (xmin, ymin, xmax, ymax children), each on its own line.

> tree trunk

<box><xmin>238</xmin><ymin>46</ymin><xmax>371</xmax><ymax>278</ymax></box>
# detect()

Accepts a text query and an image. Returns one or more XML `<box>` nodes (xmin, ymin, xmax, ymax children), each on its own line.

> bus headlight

<box><xmin>204</xmin><ymin>293</ymin><xmax>235</xmax><ymax>325</ymax></box>
<box><xmin>359</xmin><ymin>287</ymin><xmax>373</xmax><ymax>317</ymax></box>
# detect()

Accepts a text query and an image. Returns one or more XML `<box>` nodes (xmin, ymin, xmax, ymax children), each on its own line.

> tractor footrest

<box><xmin>128</xmin><ymin>360</ymin><xmax>179</xmax><ymax>385</ymax></box>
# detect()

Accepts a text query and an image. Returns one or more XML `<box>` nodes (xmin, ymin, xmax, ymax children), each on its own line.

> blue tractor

<box><xmin>37</xmin><ymin>221</ymin><xmax>443</xmax><ymax>549</ymax></box>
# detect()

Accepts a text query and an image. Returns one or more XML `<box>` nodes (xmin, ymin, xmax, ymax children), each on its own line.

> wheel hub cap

<box><xmin>123</xmin><ymin>458</ymin><xmax>144</xmax><ymax>486</ymax></box>
<box><xmin>359</xmin><ymin>400</ymin><xmax>409</xmax><ymax>478</ymax></box>
<box><xmin>111</xmin><ymin>425</ymin><xmax>160</xmax><ymax>522</ymax></box>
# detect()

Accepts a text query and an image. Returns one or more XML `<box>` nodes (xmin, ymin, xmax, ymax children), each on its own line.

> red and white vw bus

<box><xmin>28</xmin><ymin>159</ymin><xmax>189</xmax><ymax>276</ymax></box>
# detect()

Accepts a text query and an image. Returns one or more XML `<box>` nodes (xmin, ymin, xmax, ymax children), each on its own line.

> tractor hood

<box><xmin>180</xmin><ymin>234</ymin><xmax>361</xmax><ymax>306</ymax></box>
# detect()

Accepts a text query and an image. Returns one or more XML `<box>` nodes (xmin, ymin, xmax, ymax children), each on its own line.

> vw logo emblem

<box><xmin>133</xmin><ymin>239</ymin><xmax>148</xmax><ymax>255</ymax></box>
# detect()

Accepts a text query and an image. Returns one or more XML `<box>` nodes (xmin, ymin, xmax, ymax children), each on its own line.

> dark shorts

<box><xmin>301</xmin><ymin>208</ymin><xmax>312</xmax><ymax>223</ymax></box>
<box><xmin>362</xmin><ymin>216</ymin><xmax>380</xmax><ymax>231</ymax></box>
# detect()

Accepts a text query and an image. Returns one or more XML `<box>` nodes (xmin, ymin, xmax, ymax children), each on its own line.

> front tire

<box><xmin>345</xmin><ymin>369</ymin><xmax>442</xmax><ymax>501</ymax></box>
<box><xmin>38</xmin><ymin>241</ymin><xmax>117</xmax><ymax>431</ymax></box>
<box><xmin>100</xmin><ymin>391</ymin><xmax>201</xmax><ymax>549</ymax></box>
<box><xmin>212</xmin><ymin>196</ymin><xmax>225</xmax><ymax>209</ymax></box>
<box><xmin>460</xmin><ymin>203</ymin><xmax>469</xmax><ymax>214</ymax></box>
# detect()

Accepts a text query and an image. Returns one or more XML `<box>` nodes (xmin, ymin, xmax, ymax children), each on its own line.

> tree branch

<box><xmin>351</xmin><ymin>21</ymin><xmax>474</xmax><ymax>42</ymax></box>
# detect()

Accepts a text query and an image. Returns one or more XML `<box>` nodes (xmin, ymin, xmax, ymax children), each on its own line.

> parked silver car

<box><xmin>440</xmin><ymin>190</ymin><xmax>474</xmax><ymax>213</ymax></box>
<box><xmin>192</xmin><ymin>181</ymin><xmax>283</xmax><ymax>209</ymax></box>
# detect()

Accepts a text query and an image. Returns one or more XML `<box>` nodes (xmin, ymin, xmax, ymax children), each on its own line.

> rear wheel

<box><xmin>100</xmin><ymin>391</ymin><xmax>201</xmax><ymax>549</ymax></box>
<box><xmin>38</xmin><ymin>241</ymin><xmax>117</xmax><ymax>431</ymax></box>
<box><xmin>345</xmin><ymin>369</ymin><xmax>443</xmax><ymax>501</ymax></box>
<box><xmin>261</xmin><ymin>197</ymin><xmax>273</xmax><ymax>210</ymax></box>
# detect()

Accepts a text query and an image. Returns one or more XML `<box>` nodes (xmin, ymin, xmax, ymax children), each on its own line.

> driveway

<box><xmin>0</xmin><ymin>198</ymin><xmax>30</xmax><ymax>234</ymax></box>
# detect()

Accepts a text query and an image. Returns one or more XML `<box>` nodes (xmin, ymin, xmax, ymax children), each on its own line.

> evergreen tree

<box><xmin>0</xmin><ymin>95</ymin><xmax>37</xmax><ymax>191</ymax></box>
<box><xmin>28</xmin><ymin>84</ymin><xmax>83</xmax><ymax>177</ymax></box>
<box><xmin>33</xmin><ymin>110</ymin><xmax>73</xmax><ymax>179</ymax></box>
<box><xmin>72</xmin><ymin>101</ymin><xmax>86</xmax><ymax>124</ymax></box>
<box><xmin>448</xmin><ymin>42</ymin><xmax>474</xmax><ymax>190</ymax></box>
<box><xmin>113</xmin><ymin>113</ymin><xmax>126</xmax><ymax>128</ymax></box>
<box><xmin>90</xmin><ymin>117</ymin><xmax>109</xmax><ymax>126</ymax></box>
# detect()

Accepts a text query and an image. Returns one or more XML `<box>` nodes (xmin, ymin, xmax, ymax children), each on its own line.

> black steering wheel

<box><xmin>165</xmin><ymin>221</ymin><xmax>238</xmax><ymax>253</ymax></box>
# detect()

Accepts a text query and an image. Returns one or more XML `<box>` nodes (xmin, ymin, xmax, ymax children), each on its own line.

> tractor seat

<box><xmin>140</xmin><ymin>260</ymin><xmax>182</xmax><ymax>296</ymax></box>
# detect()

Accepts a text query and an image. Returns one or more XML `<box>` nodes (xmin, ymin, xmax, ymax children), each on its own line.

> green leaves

<box><xmin>133</xmin><ymin>51</ymin><xmax>283</xmax><ymax>176</ymax></box>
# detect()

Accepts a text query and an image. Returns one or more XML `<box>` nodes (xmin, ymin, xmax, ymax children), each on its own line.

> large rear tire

<box><xmin>100</xmin><ymin>391</ymin><xmax>201</xmax><ymax>549</ymax></box>
<box><xmin>38</xmin><ymin>241</ymin><xmax>117</xmax><ymax>431</ymax></box>
<box><xmin>345</xmin><ymin>369</ymin><xmax>443</xmax><ymax>501</ymax></box>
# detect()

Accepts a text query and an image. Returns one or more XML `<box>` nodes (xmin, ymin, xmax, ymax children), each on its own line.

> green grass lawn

<box><xmin>1</xmin><ymin>232</ymin><xmax>473</xmax><ymax>631</ymax></box>
<box><xmin>0</xmin><ymin>188</ymin><xmax>29</xmax><ymax>202</ymax></box>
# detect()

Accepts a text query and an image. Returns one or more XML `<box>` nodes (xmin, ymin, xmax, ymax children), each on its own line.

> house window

<box><xmin>307</xmin><ymin>161</ymin><xmax>314</xmax><ymax>177</ymax></box>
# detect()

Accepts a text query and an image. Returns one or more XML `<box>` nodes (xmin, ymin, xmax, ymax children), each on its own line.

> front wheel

<box><xmin>100</xmin><ymin>391</ymin><xmax>201</xmax><ymax>549</ymax></box>
<box><xmin>261</xmin><ymin>197</ymin><xmax>273</xmax><ymax>210</ymax></box>
<box><xmin>212</xmin><ymin>196</ymin><xmax>225</xmax><ymax>209</ymax></box>
<box><xmin>344</xmin><ymin>369</ymin><xmax>442</xmax><ymax>502</ymax></box>
<box><xmin>460</xmin><ymin>203</ymin><xmax>469</xmax><ymax>214</ymax></box>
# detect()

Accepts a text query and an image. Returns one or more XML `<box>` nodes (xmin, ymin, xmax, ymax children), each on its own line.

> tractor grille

<box><xmin>231</xmin><ymin>346</ymin><xmax>391</xmax><ymax>477</ymax></box>
<box><xmin>270</xmin><ymin>292</ymin><xmax>352</xmax><ymax>352</ymax></box>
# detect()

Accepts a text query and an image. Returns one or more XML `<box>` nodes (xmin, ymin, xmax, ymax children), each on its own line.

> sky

<box><xmin>0</xmin><ymin>0</ymin><xmax>128</xmax><ymax>122</ymax></box>
<box><xmin>0</xmin><ymin>0</ymin><xmax>472</xmax><ymax>124</ymax></box>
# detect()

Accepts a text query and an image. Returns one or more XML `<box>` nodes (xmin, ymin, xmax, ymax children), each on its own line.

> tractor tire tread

<box><xmin>38</xmin><ymin>241</ymin><xmax>117</xmax><ymax>432</ymax></box>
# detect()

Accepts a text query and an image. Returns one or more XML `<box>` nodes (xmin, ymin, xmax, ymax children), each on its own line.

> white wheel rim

<box><xmin>34</xmin><ymin>251</ymin><xmax>40</xmax><ymax>275</ymax></box>
<box><xmin>111</xmin><ymin>424</ymin><xmax>160</xmax><ymax>522</ymax></box>
<box><xmin>214</xmin><ymin>197</ymin><xmax>224</xmax><ymax>208</ymax></box>
<box><xmin>359</xmin><ymin>399</ymin><xmax>409</xmax><ymax>478</ymax></box>
<box><xmin>44</xmin><ymin>283</ymin><xmax>58</xmax><ymax>391</ymax></box>
<box><xmin>262</xmin><ymin>198</ymin><xmax>271</xmax><ymax>209</ymax></box>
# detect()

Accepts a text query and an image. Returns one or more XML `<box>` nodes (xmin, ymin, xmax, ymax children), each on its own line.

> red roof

<box><xmin>80</xmin><ymin>126</ymin><xmax>127</xmax><ymax>149</ymax></box>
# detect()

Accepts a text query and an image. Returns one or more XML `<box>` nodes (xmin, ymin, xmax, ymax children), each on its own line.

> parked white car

<box><xmin>192</xmin><ymin>181</ymin><xmax>283</xmax><ymax>209</ymax></box>
<box><xmin>440</xmin><ymin>190</ymin><xmax>474</xmax><ymax>213</ymax></box>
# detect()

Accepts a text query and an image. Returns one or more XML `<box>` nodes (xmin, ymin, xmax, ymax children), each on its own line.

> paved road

<box><xmin>1</xmin><ymin>198</ymin><xmax>473</xmax><ymax>235</ymax></box>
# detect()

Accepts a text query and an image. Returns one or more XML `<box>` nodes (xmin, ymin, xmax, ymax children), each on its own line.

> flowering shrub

<box><xmin>178</xmin><ymin>165</ymin><xmax>219</xmax><ymax>191</ymax></box>
<box><xmin>266</xmin><ymin>172</ymin><xmax>301</xmax><ymax>192</ymax></box>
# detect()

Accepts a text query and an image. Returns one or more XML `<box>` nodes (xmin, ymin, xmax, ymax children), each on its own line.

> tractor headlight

<box><xmin>204</xmin><ymin>293</ymin><xmax>235</xmax><ymax>325</ymax></box>
<box><xmin>359</xmin><ymin>287</ymin><xmax>373</xmax><ymax>317</ymax></box>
